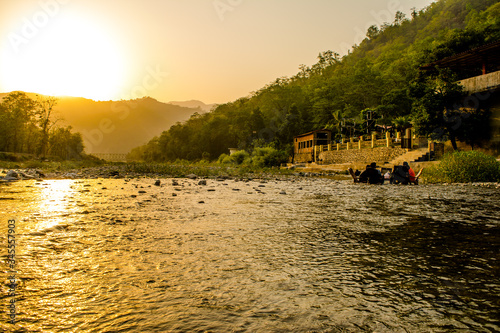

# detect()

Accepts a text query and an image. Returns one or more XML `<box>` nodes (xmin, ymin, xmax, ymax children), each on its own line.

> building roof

<box><xmin>294</xmin><ymin>129</ymin><xmax>331</xmax><ymax>139</ymax></box>
<box><xmin>420</xmin><ymin>40</ymin><xmax>500</xmax><ymax>73</ymax></box>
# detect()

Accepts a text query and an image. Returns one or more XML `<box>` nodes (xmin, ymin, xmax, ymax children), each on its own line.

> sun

<box><xmin>1</xmin><ymin>13</ymin><xmax>127</xmax><ymax>101</ymax></box>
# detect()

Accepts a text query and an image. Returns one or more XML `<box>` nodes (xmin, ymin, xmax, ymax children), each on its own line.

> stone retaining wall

<box><xmin>293</xmin><ymin>152</ymin><xmax>313</xmax><ymax>163</ymax></box>
<box><xmin>318</xmin><ymin>147</ymin><xmax>407</xmax><ymax>164</ymax></box>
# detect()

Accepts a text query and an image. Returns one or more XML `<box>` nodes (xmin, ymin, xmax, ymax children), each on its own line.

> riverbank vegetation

<box><xmin>129</xmin><ymin>0</ymin><xmax>500</xmax><ymax>164</ymax></box>
<box><xmin>0</xmin><ymin>159</ymin><xmax>295</xmax><ymax>179</ymax></box>
<box><xmin>423</xmin><ymin>151</ymin><xmax>500</xmax><ymax>183</ymax></box>
<box><xmin>0</xmin><ymin>156</ymin><xmax>105</xmax><ymax>172</ymax></box>
<box><xmin>0</xmin><ymin>92</ymin><xmax>85</xmax><ymax>159</ymax></box>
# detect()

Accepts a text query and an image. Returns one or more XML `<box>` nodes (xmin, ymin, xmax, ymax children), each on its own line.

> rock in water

<box><xmin>109</xmin><ymin>170</ymin><xmax>120</xmax><ymax>177</ymax></box>
<box><xmin>6</xmin><ymin>170</ymin><xmax>18</xmax><ymax>178</ymax></box>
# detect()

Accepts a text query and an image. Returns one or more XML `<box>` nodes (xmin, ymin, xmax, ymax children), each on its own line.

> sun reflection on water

<box><xmin>34</xmin><ymin>179</ymin><xmax>77</xmax><ymax>231</ymax></box>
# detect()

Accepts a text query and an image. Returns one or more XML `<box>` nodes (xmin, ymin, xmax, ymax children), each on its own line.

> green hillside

<box><xmin>131</xmin><ymin>0</ymin><xmax>500</xmax><ymax>162</ymax></box>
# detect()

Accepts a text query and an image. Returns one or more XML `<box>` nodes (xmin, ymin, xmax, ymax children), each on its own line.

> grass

<box><xmin>0</xmin><ymin>159</ymin><xmax>106</xmax><ymax>172</ymax></box>
<box><xmin>423</xmin><ymin>150</ymin><xmax>500</xmax><ymax>183</ymax></box>
<box><xmin>120</xmin><ymin>161</ymin><xmax>294</xmax><ymax>178</ymax></box>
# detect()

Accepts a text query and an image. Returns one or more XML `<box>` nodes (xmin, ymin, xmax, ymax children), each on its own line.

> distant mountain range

<box><xmin>0</xmin><ymin>92</ymin><xmax>213</xmax><ymax>154</ymax></box>
<box><xmin>167</xmin><ymin>100</ymin><xmax>217</xmax><ymax>112</ymax></box>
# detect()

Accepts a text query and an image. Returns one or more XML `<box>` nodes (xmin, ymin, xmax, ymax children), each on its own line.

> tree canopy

<box><xmin>0</xmin><ymin>92</ymin><xmax>84</xmax><ymax>159</ymax></box>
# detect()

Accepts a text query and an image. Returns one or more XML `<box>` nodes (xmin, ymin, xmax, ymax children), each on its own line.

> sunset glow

<box><xmin>0</xmin><ymin>0</ymin><xmax>435</xmax><ymax>103</ymax></box>
<box><xmin>1</xmin><ymin>12</ymin><xmax>127</xmax><ymax>101</ymax></box>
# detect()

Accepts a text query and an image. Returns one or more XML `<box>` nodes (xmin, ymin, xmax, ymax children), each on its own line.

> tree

<box><xmin>394</xmin><ymin>11</ymin><xmax>407</xmax><ymax>25</ymax></box>
<box><xmin>410</xmin><ymin>69</ymin><xmax>468</xmax><ymax>150</ymax></box>
<box><xmin>392</xmin><ymin>116</ymin><xmax>412</xmax><ymax>138</ymax></box>
<box><xmin>36</xmin><ymin>96</ymin><xmax>59</xmax><ymax>157</ymax></box>
<box><xmin>366</xmin><ymin>25</ymin><xmax>380</xmax><ymax>39</ymax></box>
<box><xmin>0</xmin><ymin>92</ymin><xmax>37</xmax><ymax>152</ymax></box>
<box><xmin>0</xmin><ymin>92</ymin><xmax>83</xmax><ymax>159</ymax></box>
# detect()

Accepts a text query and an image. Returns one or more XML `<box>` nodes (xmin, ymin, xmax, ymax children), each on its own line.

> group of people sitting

<box><xmin>390</xmin><ymin>161</ymin><xmax>417</xmax><ymax>185</ymax></box>
<box><xmin>354</xmin><ymin>161</ymin><xmax>418</xmax><ymax>185</ymax></box>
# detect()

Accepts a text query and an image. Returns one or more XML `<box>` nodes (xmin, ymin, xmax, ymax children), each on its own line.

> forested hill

<box><xmin>130</xmin><ymin>0</ymin><xmax>500</xmax><ymax>162</ymax></box>
<box><xmin>0</xmin><ymin>93</ymin><xmax>205</xmax><ymax>154</ymax></box>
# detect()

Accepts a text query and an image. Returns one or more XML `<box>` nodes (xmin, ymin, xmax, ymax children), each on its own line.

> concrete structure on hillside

<box><xmin>421</xmin><ymin>40</ymin><xmax>500</xmax><ymax>151</ymax></box>
<box><xmin>421</xmin><ymin>40</ymin><xmax>500</xmax><ymax>93</ymax></box>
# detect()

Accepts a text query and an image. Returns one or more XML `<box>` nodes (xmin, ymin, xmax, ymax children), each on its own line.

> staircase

<box><xmin>388</xmin><ymin>148</ymin><xmax>433</xmax><ymax>166</ymax></box>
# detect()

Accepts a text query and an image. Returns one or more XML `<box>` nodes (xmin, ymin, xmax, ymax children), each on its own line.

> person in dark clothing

<box><xmin>359</xmin><ymin>162</ymin><xmax>384</xmax><ymax>184</ymax></box>
<box><xmin>391</xmin><ymin>162</ymin><xmax>410</xmax><ymax>184</ymax></box>
<box><xmin>358</xmin><ymin>165</ymin><xmax>371</xmax><ymax>183</ymax></box>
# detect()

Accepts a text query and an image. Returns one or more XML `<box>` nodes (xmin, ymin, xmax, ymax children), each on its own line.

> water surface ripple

<box><xmin>0</xmin><ymin>178</ymin><xmax>499</xmax><ymax>332</ymax></box>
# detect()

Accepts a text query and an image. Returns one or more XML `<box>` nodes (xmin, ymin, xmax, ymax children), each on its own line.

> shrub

<box><xmin>230</xmin><ymin>150</ymin><xmax>250</xmax><ymax>165</ymax></box>
<box><xmin>251</xmin><ymin>147</ymin><xmax>287</xmax><ymax>168</ymax></box>
<box><xmin>0</xmin><ymin>152</ymin><xmax>19</xmax><ymax>162</ymax></box>
<box><xmin>217</xmin><ymin>151</ymin><xmax>250</xmax><ymax>165</ymax></box>
<box><xmin>217</xmin><ymin>153</ymin><xmax>232</xmax><ymax>164</ymax></box>
<box><xmin>426</xmin><ymin>150</ymin><xmax>500</xmax><ymax>183</ymax></box>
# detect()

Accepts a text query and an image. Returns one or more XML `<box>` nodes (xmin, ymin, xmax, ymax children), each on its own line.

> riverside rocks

<box><xmin>0</xmin><ymin>169</ymin><xmax>43</xmax><ymax>181</ymax></box>
<box><xmin>0</xmin><ymin>165</ymin><xmax>498</xmax><ymax>188</ymax></box>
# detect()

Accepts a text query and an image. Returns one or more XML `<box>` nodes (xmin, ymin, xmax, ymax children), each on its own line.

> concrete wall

<box><xmin>459</xmin><ymin>71</ymin><xmax>500</xmax><ymax>94</ymax></box>
<box><xmin>318</xmin><ymin>147</ymin><xmax>407</xmax><ymax>165</ymax></box>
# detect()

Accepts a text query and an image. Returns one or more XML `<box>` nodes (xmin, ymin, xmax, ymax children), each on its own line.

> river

<box><xmin>1</xmin><ymin>177</ymin><xmax>499</xmax><ymax>332</ymax></box>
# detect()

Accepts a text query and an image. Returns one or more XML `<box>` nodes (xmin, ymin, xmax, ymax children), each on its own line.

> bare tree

<box><xmin>36</xmin><ymin>96</ymin><xmax>60</xmax><ymax>158</ymax></box>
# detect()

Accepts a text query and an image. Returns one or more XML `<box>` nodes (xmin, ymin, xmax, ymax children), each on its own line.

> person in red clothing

<box><xmin>403</xmin><ymin>162</ymin><xmax>417</xmax><ymax>184</ymax></box>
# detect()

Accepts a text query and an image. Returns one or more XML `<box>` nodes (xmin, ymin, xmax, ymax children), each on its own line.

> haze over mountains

<box><xmin>0</xmin><ymin>92</ymin><xmax>214</xmax><ymax>154</ymax></box>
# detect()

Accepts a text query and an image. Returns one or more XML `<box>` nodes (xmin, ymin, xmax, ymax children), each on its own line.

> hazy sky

<box><xmin>0</xmin><ymin>0</ymin><xmax>435</xmax><ymax>104</ymax></box>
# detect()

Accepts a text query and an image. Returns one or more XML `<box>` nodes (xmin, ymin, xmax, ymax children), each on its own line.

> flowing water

<box><xmin>0</xmin><ymin>177</ymin><xmax>499</xmax><ymax>332</ymax></box>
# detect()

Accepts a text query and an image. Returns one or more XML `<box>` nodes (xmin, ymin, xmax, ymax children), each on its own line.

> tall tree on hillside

<box><xmin>36</xmin><ymin>95</ymin><xmax>59</xmax><ymax>158</ymax></box>
<box><xmin>411</xmin><ymin>69</ymin><xmax>474</xmax><ymax>150</ymax></box>
<box><xmin>0</xmin><ymin>92</ymin><xmax>37</xmax><ymax>152</ymax></box>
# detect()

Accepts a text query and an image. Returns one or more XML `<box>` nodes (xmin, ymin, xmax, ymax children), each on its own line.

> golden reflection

<box><xmin>35</xmin><ymin>179</ymin><xmax>77</xmax><ymax>231</ymax></box>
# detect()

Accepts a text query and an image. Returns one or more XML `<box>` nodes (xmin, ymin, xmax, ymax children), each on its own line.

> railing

<box><xmin>315</xmin><ymin>134</ymin><xmax>393</xmax><ymax>153</ymax></box>
<box><xmin>459</xmin><ymin>70</ymin><xmax>500</xmax><ymax>93</ymax></box>
<box><xmin>314</xmin><ymin>135</ymin><xmax>427</xmax><ymax>153</ymax></box>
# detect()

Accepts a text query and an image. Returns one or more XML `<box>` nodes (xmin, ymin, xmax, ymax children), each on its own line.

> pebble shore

<box><xmin>1</xmin><ymin>166</ymin><xmax>499</xmax><ymax>188</ymax></box>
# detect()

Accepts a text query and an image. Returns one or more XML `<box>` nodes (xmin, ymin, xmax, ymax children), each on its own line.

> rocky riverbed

<box><xmin>1</xmin><ymin>174</ymin><xmax>499</xmax><ymax>332</ymax></box>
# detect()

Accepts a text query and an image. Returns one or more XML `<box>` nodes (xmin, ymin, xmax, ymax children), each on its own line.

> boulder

<box><xmin>6</xmin><ymin>170</ymin><xmax>18</xmax><ymax>178</ymax></box>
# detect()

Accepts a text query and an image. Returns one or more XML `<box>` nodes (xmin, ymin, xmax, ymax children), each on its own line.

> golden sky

<box><xmin>0</xmin><ymin>0</ymin><xmax>435</xmax><ymax>104</ymax></box>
